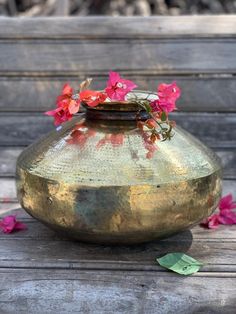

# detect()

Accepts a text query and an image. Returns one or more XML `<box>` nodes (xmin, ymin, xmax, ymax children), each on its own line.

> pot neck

<box><xmin>83</xmin><ymin>90</ymin><xmax>158</xmax><ymax>121</ymax></box>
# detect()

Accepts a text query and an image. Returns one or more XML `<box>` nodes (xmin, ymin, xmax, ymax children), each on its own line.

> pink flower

<box><xmin>218</xmin><ymin>210</ymin><xmax>236</xmax><ymax>225</ymax></box>
<box><xmin>45</xmin><ymin>107</ymin><xmax>73</xmax><ymax>126</ymax></box>
<box><xmin>80</xmin><ymin>90</ymin><xmax>107</xmax><ymax>107</ymax></box>
<box><xmin>151</xmin><ymin>82</ymin><xmax>181</xmax><ymax>113</ymax></box>
<box><xmin>0</xmin><ymin>215</ymin><xmax>27</xmax><ymax>234</ymax></box>
<box><xmin>219</xmin><ymin>193</ymin><xmax>236</xmax><ymax>211</ymax></box>
<box><xmin>56</xmin><ymin>84</ymin><xmax>80</xmax><ymax>114</ymax></box>
<box><xmin>158</xmin><ymin>82</ymin><xmax>181</xmax><ymax>104</ymax></box>
<box><xmin>200</xmin><ymin>214</ymin><xmax>220</xmax><ymax>229</ymax></box>
<box><xmin>200</xmin><ymin>193</ymin><xmax>236</xmax><ymax>229</ymax></box>
<box><xmin>105</xmin><ymin>71</ymin><xmax>137</xmax><ymax>101</ymax></box>
<box><xmin>45</xmin><ymin>84</ymin><xmax>80</xmax><ymax>125</ymax></box>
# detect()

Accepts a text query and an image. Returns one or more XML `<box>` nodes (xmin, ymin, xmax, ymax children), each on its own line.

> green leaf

<box><xmin>143</xmin><ymin>102</ymin><xmax>152</xmax><ymax>113</ymax></box>
<box><xmin>156</xmin><ymin>253</ymin><xmax>203</xmax><ymax>275</ymax></box>
<box><xmin>160</xmin><ymin>111</ymin><xmax>167</xmax><ymax>121</ymax></box>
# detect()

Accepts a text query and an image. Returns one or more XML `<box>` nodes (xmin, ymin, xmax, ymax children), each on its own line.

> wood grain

<box><xmin>0</xmin><ymin>39</ymin><xmax>235</xmax><ymax>75</ymax></box>
<box><xmin>0</xmin><ymin>269</ymin><xmax>235</xmax><ymax>314</ymax></box>
<box><xmin>1</xmin><ymin>76</ymin><xmax>236</xmax><ymax>112</ymax></box>
<box><xmin>0</xmin><ymin>112</ymin><xmax>235</xmax><ymax>147</ymax></box>
<box><xmin>1</xmin><ymin>16</ymin><xmax>236</xmax><ymax>38</ymax></box>
<box><xmin>1</xmin><ymin>146</ymin><xmax>235</xmax><ymax>179</ymax></box>
<box><xmin>0</xmin><ymin>233</ymin><xmax>235</xmax><ymax>272</ymax></box>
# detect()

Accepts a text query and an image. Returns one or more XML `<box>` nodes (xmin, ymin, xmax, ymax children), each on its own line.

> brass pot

<box><xmin>16</xmin><ymin>91</ymin><xmax>222</xmax><ymax>244</ymax></box>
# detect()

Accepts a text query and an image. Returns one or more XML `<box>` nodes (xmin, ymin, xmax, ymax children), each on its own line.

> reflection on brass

<box><xmin>16</xmin><ymin>96</ymin><xmax>222</xmax><ymax>244</ymax></box>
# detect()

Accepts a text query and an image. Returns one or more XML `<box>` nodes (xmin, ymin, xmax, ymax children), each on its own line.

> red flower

<box><xmin>80</xmin><ymin>90</ymin><xmax>107</xmax><ymax>107</ymax></box>
<box><xmin>105</xmin><ymin>71</ymin><xmax>137</xmax><ymax>101</ymax></box>
<box><xmin>0</xmin><ymin>215</ymin><xmax>27</xmax><ymax>234</ymax></box>
<box><xmin>45</xmin><ymin>84</ymin><xmax>80</xmax><ymax>125</ymax></box>
<box><xmin>45</xmin><ymin>107</ymin><xmax>73</xmax><ymax>126</ymax></box>
<box><xmin>151</xmin><ymin>82</ymin><xmax>181</xmax><ymax>113</ymax></box>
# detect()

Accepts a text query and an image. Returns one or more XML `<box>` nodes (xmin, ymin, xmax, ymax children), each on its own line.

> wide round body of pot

<box><xmin>16</xmin><ymin>105</ymin><xmax>222</xmax><ymax>244</ymax></box>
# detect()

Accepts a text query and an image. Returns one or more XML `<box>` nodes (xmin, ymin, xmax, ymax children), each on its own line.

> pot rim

<box><xmin>82</xmin><ymin>90</ymin><xmax>158</xmax><ymax>112</ymax></box>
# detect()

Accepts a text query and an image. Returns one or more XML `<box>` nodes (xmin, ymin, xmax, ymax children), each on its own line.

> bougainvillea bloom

<box><xmin>57</xmin><ymin>84</ymin><xmax>80</xmax><ymax>113</ymax></box>
<box><xmin>158</xmin><ymin>82</ymin><xmax>181</xmax><ymax>104</ymax></box>
<box><xmin>200</xmin><ymin>193</ymin><xmax>236</xmax><ymax>229</ymax></box>
<box><xmin>200</xmin><ymin>214</ymin><xmax>220</xmax><ymax>229</ymax></box>
<box><xmin>46</xmin><ymin>73</ymin><xmax>182</xmax><ymax>157</ymax></box>
<box><xmin>45</xmin><ymin>84</ymin><xmax>80</xmax><ymax>125</ymax></box>
<box><xmin>0</xmin><ymin>215</ymin><xmax>27</xmax><ymax>234</ymax></box>
<box><xmin>80</xmin><ymin>90</ymin><xmax>107</xmax><ymax>107</ymax></box>
<box><xmin>105</xmin><ymin>71</ymin><xmax>137</xmax><ymax>101</ymax></box>
<box><xmin>218</xmin><ymin>210</ymin><xmax>236</xmax><ymax>225</ymax></box>
<box><xmin>151</xmin><ymin>82</ymin><xmax>181</xmax><ymax>113</ymax></box>
<box><xmin>45</xmin><ymin>107</ymin><xmax>73</xmax><ymax>126</ymax></box>
<box><xmin>219</xmin><ymin>193</ymin><xmax>236</xmax><ymax>211</ymax></box>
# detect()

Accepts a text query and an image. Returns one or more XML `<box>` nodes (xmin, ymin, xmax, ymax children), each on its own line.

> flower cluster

<box><xmin>0</xmin><ymin>215</ymin><xmax>27</xmax><ymax>234</ymax></box>
<box><xmin>45</xmin><ymin>71</ymin><xmax>181</xmax><ymax>144</ymax></box>
<box><xmin>201</xmin><ymin>194</ymin><xmax>236</xmax><ymax>229</ymax></box>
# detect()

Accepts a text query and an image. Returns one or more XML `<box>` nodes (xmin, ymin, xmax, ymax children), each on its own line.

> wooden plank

<box><xmin>1</xmin><ymin>147</ymin><xmax>235</xmax><ymax>179</ymax></box>
<box><xmin>0</xmin><ymin>16</ymin><xmax>236</xmax><ymax>39</ymax></box>
<box><xmin>53</xmin><ymin>0</ymin><xmax>70</xmax><ymax>16</ymax></box>
<box><xmin>0</xmin><ymin>112</ymin><xmax>235</xmax><ymax>147</ymax></box>
<box><xmin>0</xmin><ymin>269</ymin><xmax>235</xmax><ymax>313</ymax></box>
<box><xmin>1</xmin><ymin>76</ymin><xmax>236</xmax><ymax>113</ymax></box>
<box><xmin>0</xmin><ymin>39</ymin><xmax>235</xmax><ymax>75</ymax></box>
<box><xmin>0</xmin><ymin>234</ymin><xmax>236</xmax><ymax>272</ymax></box>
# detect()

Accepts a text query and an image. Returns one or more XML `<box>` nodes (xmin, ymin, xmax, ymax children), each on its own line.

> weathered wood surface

<box><xmin>1</xmin><ymin>146</ymin><xmax>235</xmax><ymax>179</ymax></box>
<box><xmin>1</xmin><ymin>76</ymin><xmax>236</xmax><ymax>112</ymax></box>
<box><xmin>0</xmin><ymin>268</ymin><xmax>235</xmax><ymax>314</ymax></box>
<box><xmin>0</xmin><ymin>39</ymin><xmax>235</xmax><ymax>75</ymax></box>
<box><xmin>1</xmin><ymin>16</ymin><xmax>236</xmax><ymax>38</ymax></box>
<box><xmin>0</xmin><ymin>112</ymin><xmax>235</xmax><ymax>147</ymax></box>
<box><xmin>0</xmin><ymin>218</ymin><xmax>236</xmax><ymax>272</ymax></box>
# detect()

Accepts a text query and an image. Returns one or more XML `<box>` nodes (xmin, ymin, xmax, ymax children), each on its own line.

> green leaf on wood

<box><xmin>156</xmin><ymin>253</ymin><xmax>203</xmax><ymax>275</ymax></box>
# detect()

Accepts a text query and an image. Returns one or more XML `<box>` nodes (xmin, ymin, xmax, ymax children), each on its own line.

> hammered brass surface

<box><xmin>16</xmin><ymin>100</ymin><xmax>222</xmax><ymax>244</ymax></box>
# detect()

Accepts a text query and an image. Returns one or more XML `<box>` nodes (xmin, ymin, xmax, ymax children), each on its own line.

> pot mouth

<box><xmin>82</xmin><ymin>90</ymin><xmax>158</xmax><ymax>112</ymax></box>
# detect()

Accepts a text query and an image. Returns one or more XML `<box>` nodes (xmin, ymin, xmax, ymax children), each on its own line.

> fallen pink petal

<box><xmin>219</xmin><ymin>193</ymin><xmax>236</xmax><ymax>211</ymax></box>
<box><xmin>0</xmin><ymin>215</ymin><xmax>27</xmax><ymax>234</ymax></box>
<box><xmin>218</xmin><ymin>209</ymin><xmax>236</xmax><ymax>225</ymax></box>
<box><xmin>200</xmin><ymin>214</ymin><xmax>220</xmax><ymax>229</ymax></box>
<box><xmin>200</xmin><ymin>194</ymin><xmax>236</xmax><ymax>229</ymax></box>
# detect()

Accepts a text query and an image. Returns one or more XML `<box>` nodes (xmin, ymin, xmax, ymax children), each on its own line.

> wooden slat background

<box><xmin>1</xmin><ymin>16</ymin><xmax>236</xmax><ymax>38</ymax></box>
<box><xmin>1</xmin><ymin>76</ymin><xmax>236</xmax><ymax>112</ymax></box>
<box><xmin>0</xmin><ymin>16</ymin><xmax>236</xmax><ymax>113</ymax></box>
